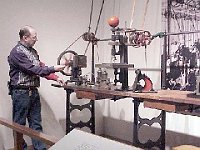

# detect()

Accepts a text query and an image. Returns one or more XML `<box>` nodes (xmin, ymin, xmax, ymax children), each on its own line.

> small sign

<box><xmin>49</xmin><ymin>129</ymin><xmax>141</xmax><ymax>150</ymax></box>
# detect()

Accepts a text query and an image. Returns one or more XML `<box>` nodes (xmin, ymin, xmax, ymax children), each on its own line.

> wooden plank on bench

<box><xmin>143</xmin><ymin>101</ymin><xmax>190</xmax><ymax>112</ymax></box>
<box><xmin>75</xmin><ymin>90</ymin><xmax>113</xmax><ymax>100</ymax></box>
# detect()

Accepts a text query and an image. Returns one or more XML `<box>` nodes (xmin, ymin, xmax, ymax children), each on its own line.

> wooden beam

<box><xmin>0</xmin><ymin>117</ymin><xmax>59</xmax><ymax>148</ymax></box>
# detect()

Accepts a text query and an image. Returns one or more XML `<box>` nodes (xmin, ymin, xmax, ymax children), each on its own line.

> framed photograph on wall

<box><xmin>161</xmin><ymin>0</ymin><xmax>200</xmax><ymax>91</ymax></box>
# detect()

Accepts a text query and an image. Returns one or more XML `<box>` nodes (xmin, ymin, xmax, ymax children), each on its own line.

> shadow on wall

<box><xmin>103</xmin><ymin>117</ymin><xmax>200</xmax><ymax>149</ymax></box>
<box><xmin>40</xmin><ymin>95</ymin><xmax>65</xmax><ymax>139</ymax></box>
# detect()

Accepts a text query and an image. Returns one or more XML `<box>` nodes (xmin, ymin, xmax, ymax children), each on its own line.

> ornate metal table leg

<box><xmin>133</xmin><ymin>98</ymin><xmax>166</xmax><ymax>150</ymax></box>
<box><xmin>65</xmin><ymin>89</ymin><xmax>95</xmax><ymax>134</ymax></box>
<box><xmin>90</xmin><ymin>100</ymin><xmax>95</xmax><ymax>134</ymax></box>
<box><xmin>66</xmin><ymin>89</ymin><xmax>73</xmax><ymax>134</ymax></box>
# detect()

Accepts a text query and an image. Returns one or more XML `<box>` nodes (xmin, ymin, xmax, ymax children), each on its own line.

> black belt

<box><xmin>12</xmin><ymin>85</ymin><xmax>38</xmax><ymax>90</ymax></box>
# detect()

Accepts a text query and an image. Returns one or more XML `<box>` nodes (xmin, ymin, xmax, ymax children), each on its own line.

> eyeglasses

<box><xmin>28</xmin><ymin>35</ymin><xmax>38</xmax><ymax>41</ymax></box>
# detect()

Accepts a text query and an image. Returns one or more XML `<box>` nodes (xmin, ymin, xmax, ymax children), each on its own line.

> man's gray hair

<box><xmin>19</xmin><ymin>25</ymin><xmax>33</xmax><ymax>39</ymax></box>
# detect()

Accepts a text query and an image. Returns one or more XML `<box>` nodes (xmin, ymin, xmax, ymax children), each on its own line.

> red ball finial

<box><xmin>107</xmin><ymin>16</ymin><xmax>119</xmax><ymax>28</ymax></box>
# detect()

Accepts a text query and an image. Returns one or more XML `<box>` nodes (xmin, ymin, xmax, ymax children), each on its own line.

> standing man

<box><xmin>8</xmin><ymin>25</ymin><xmax>65</xmax><ymax>150</ymax></box>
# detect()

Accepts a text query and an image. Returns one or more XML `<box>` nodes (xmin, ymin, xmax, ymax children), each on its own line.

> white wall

<box><xmin>0</xmin><ymin>0</ymin><xmax>105</xmax><ymax>149</ymax></box>
<box><xmin>0</xmin><ymin>0</ymin><xmax>200</xmax><ymax>149</ymax></box>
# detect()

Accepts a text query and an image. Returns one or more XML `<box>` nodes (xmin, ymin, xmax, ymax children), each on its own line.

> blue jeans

<box><xmin>11</xmin><ymin>89</ymin><xmax>46</xmax><ymax>150</ymax></box>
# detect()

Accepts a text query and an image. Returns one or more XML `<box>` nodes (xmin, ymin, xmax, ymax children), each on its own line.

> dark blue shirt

<box><xmin>8</xmin><ymin>42</ymin><xmax>55</xmax><ymax>87</ymax></box>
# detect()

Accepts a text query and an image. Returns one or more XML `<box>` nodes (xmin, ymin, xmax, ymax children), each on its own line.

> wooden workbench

<box><xmin>63</xmin><ymin>84</ymin><xmax>200</xmax><ymax>113</ymax></box>
<box><xmin>57</xmin><ymin>84</ymin><xmax>200</xmax><ymax>150</ymax></box>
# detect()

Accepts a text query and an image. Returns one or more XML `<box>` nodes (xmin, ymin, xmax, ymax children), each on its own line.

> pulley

<box><xmin>57</xmin><ymin>50</ymin><xmax>77</xmax><ymax>76</ymax></box>
<box><xmin>57</xmin><ymin>50</ymin><xmax>87</xmax><ymax>85</ymax></box>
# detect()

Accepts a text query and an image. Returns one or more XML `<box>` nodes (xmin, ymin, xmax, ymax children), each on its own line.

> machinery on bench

<box><xmin>55</xmin><ymin>16</ymin><xmax>200</xmax><ymax>150</ymax></box>
<box><xmin>57</xmin><ymin>16</ymin><xmax>154</xmax><ymax>92</ymax></box>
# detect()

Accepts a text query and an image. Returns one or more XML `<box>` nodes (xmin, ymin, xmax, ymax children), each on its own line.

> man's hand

<box><xmin>56</xmin><ymin>77</ymin><xmax>66</xmax><ymax>86</ymax></box>
<box><xmin>54</xmin><ymin>65</ymin><xmax>65</xmax><ymax>71</ymax></box>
